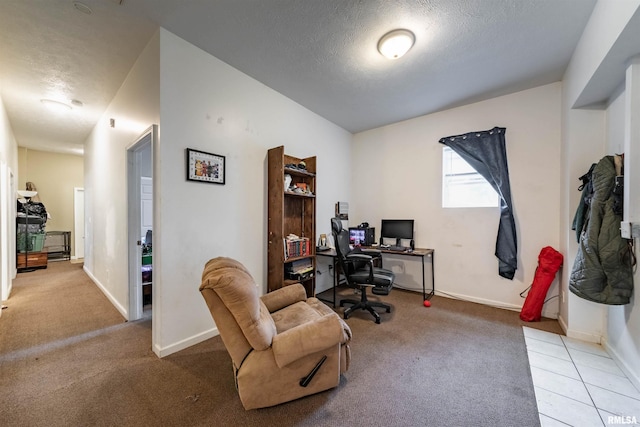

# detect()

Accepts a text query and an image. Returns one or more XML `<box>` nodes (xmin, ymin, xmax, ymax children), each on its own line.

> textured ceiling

<box><xmin>0</xmin><ymin>0</ymin><xmax>599</xmax><ymax>155</ymax></box>
<box><xmin>0</xmin><ymin>0</ymin><xmax>157</xmax><ymax>154</ymax></box>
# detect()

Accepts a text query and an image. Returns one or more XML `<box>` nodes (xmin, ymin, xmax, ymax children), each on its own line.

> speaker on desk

<box><xmin>410</xmin><ymin>239</ymin><xmax>415</xmax><ymax>250</ymax></box>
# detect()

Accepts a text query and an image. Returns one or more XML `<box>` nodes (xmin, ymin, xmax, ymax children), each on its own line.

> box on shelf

<box><xmin>285</xmin><ymin>258</ymin><xmax>314</xmax><ymax>280</ymax></box>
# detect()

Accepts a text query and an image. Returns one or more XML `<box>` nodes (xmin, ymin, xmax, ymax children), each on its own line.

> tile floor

<box><xmin>523</xmin><ymin>326</ymin><xmax>640</xmax><ymax>426</ymax></box>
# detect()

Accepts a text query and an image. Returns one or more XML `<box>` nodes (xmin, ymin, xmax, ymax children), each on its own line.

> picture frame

<box><xmin>186</xmin><ymin>148</ymin><xmax>226</xmax><ymax>184</ymax></box>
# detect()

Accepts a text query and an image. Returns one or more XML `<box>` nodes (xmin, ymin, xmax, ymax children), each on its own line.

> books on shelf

<box><xmin>284</xmin><ymin>234</ymin><xmax>311</xmax><ymax>259</ymax></box>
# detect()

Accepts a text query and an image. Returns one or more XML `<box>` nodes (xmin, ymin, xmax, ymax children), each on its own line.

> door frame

<box><xmin>73</xmin><ymin>187</ymin><xmax>84</xmax><ymax>259</ymax></box>
<box><xmin>0</xmin><ymin>162</ymin><xmax>14</xmax><ymax>302</ymax></box>
<box><xmin>126</xmin><ymin>125</ymin><xmax>157</xmax><ymax>321</ymax></box>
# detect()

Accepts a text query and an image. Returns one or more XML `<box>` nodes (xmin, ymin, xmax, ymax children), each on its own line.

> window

<box><xmin>442</xmin><ymin>147</ymin><xmax>499</xmax><ymax>208</ymax></box>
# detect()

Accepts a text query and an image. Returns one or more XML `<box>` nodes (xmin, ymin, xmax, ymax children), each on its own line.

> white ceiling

<box><xmin>0</xmin><ymin>0</ymin><xmax>601</xmax><ymax>155</ymax></box>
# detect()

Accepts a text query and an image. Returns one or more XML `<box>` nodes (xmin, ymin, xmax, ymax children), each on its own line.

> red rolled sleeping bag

<box><xmin>520</xmin><ymin>246</ymin><xmax>563</xmax><ymax>322</ymax></box>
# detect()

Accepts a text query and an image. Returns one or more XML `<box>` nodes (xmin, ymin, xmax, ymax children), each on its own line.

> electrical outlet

<box><xmin>621</xmin><ymin>221</ymin><xmax>631</xmax><ymax>239</ymax></box>
<box><xmin>620</xmin><ymin>221</ymin><xmax>640</xmax><ymax>239</ymax></box>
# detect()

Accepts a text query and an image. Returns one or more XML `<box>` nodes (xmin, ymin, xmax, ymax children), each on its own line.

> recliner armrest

<box><xmin>260</xmin><ymin>283</ymin><xmax>307</xmax><ymax>313</ymax></box>
<box><xmin>272</xmin><ymin>314</ymin><xmax>345</xmax><ymax>368</ymax></box>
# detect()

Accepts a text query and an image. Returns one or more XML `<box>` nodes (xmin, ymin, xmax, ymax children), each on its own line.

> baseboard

<box><xmin>154</xmin><ymin>327</ymin><xmax>219</xmax><ymax>358</ymax></box>
<box><xmin>557</xmin><ymin>312</ymin><xmax>602</xmax><ymax>343</ymax></box>
<box><xmin>602</xmin><ymin>339</ymin><xmax>640</xmax><ymax>393</ymax></box>
<box><xmin>558</xmin><ymin>313</ymin><xmax>569</xmax><ymax>335</ymax></box>
<box><xmin>433</xmin><ymin>289</ymin><xmax>522</xmax><ymax>312</ymax></box>
<box><xmin>83</xmin><ymin>266</ymin><xmax>128</xmax><ymax>319</ymax></box>
<box><xmin>564</xmin><ymin>327</ymin><xmax>601</xmax><ymax>344</ymax></box>
<box><xmin>541</xmin><ymin>304</ymin><xmax>559</xmax><ymax>320</ymax></box>
<box><xmin>83</xmin><ymin>266</ymin><xmax>219</xmax><ymax>359</ymax></box>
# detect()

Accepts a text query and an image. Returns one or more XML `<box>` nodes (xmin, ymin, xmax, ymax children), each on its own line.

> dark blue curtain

<box><xmin>439</xmin><ymin>127</ymin><xmax>517</xmax><ymax>279</ymax></box>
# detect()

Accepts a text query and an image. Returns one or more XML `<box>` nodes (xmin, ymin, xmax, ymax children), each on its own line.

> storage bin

<box><xmin>31</xmin><ymin>233</ymin><xmax>46</xmax><ymax>252</ymax></box>
<box><xmin>17</xmin><ymin>232</ymin><xmax>46</xmax><ymax>253</ymax></box>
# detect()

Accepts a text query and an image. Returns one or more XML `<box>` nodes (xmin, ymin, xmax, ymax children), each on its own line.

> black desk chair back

<box><xmin>331</xmin><ymin>217</ymin><xmax>394</xmax><ymax>323</ymax></box>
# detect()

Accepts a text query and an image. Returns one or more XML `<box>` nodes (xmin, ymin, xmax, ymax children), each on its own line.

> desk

<box><xmin>317</xmin><ymin>247</ymin><xmax>435</xmax><ymax>308</ymax></box>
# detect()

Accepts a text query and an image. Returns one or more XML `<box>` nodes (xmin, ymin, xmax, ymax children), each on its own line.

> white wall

<box><xmin>155</xmin><ymin>29</ymin><xmax>352</xmax><ymax>356</ymax></box>
<box><xmin>83</xmin><ymin>30</ymin><xmax>160</xmax><ymax>317</ymax></box>
<box><xmin>559</xmin><ymin>107</ymin><xmax>607</xmax><ymax>341</ymax></box>
<box><xmin>560</xmin><ymin>0</ymin><xmax>640</xmax><ymax>390</ymax></box>
<box><xmin>352</xmin><ymin>83</ymin><xmax>562</xmax><ymax>315</ymax></box>
<box><xmin>604</xmin><ymin>85</ymin><xmax>640</xmax><ymax>390</ymax></box>
<box><xmin>0</xmin><ymin>96</ymin><xmax>19</xmax><ymax>305</ymax></box>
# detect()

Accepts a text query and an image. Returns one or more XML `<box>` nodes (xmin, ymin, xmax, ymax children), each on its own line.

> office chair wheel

<box><xmin>386</xmin><ymin>307</ymin><xmax>391</xmax><ymax>313</ymax></box>
<box><xmin>375</xmin><ymin>317</ymin><xmax>380</xmax><ymax>324</ymax></box>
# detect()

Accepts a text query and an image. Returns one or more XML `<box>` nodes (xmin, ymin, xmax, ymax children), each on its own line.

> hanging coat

<box><xmin>520</xmin><ymin>247</ymin><xmax>563</xmax><ymax>322</ymax></box>
<box><xmin>569</xmin><ymin>156</ymin><xmax>634</xmax><ymax>305</ymax></box>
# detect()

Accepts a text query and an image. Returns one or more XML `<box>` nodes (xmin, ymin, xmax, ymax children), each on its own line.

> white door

<box><xmin>141</xmin><ymin>177</ymin><xmax>153</xmax><ymax>242</ymax></box>
<box><xmin>127</xmin><ymin>125</ymin><xmax>155</xmax><ymax>321</ymax></box>
<box><xmin>74</xmin><ymin>188</ymin><xmax>85</xmax><ymax>259</ymax></box>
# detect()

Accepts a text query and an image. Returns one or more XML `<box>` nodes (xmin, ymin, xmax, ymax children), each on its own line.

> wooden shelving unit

<box><xmin>44</xmin><ymin>231</ymin><xmax>71</xmax><ymax>260</ymax></box>
<box><xmin>267</xmin><ymin>146</ymin><xmax>316</xmax><ymax>296</ymax></box>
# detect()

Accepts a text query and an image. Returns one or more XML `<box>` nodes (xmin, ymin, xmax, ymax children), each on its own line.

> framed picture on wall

<box><xmin>186</xmin><ymin>148</ymin><xmax>226</xmax><ymax>184</ymax></box>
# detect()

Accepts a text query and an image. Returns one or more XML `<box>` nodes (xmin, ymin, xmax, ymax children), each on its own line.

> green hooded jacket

<box><xmin>569</xmin><ymin>155</ymin><xmax>634</xmax><ymax>305</ymax></box>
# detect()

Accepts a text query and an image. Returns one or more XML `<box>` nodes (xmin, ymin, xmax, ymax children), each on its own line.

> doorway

<box><xmin>1</xmin><ymin>162</ymin><xmax>15</xmax><ymax>303</ymax></box>
<box><xmin>127</xmin><ymin>125</ymin><xmax>156</xmax><ymax>321</ymax></box>
<box><xmin>73</xmin><ymin>187</ymin><xmax>84</xmax><ymax>259</ymax></box>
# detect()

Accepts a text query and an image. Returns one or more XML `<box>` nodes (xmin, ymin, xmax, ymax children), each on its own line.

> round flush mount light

<box><xmin>377</xmin><ymin>29</ymin><xmax>415</xmax><ymax>60</ymax></box>
<box><xmin>40</xmin><ymin>99</ymin><xmax>72</xmax><ymax>112</ymax></box>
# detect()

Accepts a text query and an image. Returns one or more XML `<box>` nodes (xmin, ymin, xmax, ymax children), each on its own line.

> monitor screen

<box><xmin>349</xmin><ymin>228</ymin><xmax>365</xmax><ymax>244</ymax></box>
<box><xmin>380</xmin><ymin>219</ymin><xmax>414</xmax><ymax>240</ymax></box>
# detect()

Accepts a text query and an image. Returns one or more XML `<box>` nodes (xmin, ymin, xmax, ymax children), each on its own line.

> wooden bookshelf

<box><xmin>267</xmin><ymin>146</ymin><xmax>316</xmax><ymax>296</ymax></box>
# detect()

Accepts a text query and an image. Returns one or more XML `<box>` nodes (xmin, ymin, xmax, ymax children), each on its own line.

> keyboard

<box><xmin>386</xmin><ymin>245</ymin><xmax>406</xmax><ymax>252</ymax></box>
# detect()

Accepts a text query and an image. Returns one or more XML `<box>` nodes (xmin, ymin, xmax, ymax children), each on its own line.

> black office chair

<box><xmin>331</xmin><ymin>217</ymin><xmax>394</xmax><ymax>324</ymax></box>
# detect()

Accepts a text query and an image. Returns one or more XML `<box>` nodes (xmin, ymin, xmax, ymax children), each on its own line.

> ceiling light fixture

<box><xmin>73</xmin><ymin>1</ymin><xmax>93</xmax><ymax>14</ymax></box>
<box><xmin>377</xmin><ymin>29</ymin><xmax>415</xmax><ymax>60</ymax></box>
<box><xmin>40</xmin><ymin>99</ymin><xmax>72</xmax><ymax>112</ymax></box>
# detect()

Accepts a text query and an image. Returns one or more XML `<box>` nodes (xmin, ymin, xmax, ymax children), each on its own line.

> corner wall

<box><xmin>83</xmin><ymin>30</ymin><xmax>160</xmax><ymax>318</ymax></box>
<box><xmin>352</xmin><ymin>83</ymin><xmax>562</xmax><ymax>316</ymax></box>
<box><xmin>604</xmin><ymin>86</ymin><xmax>640</xmax><ymax>390</ymax></box>
<box><xmin>155</xmin><ymin>29</ymin><xmax>352</xmax><ymax>356</ymax></box>
<box><xmin>0</xmin><ymin>96</ymin><xmax>19</xmax><ymax>304</ymax></box>
<box><xmin>561</xmin><ymin>0</ymin><xmax>640</xmax><ymax>389</ymax></box>
<box><xmin>17</xmin><ymin>148</ymin><xmax>83</xmax><ymax>256</ymax></box>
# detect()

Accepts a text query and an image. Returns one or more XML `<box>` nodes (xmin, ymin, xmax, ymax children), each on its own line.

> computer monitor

<box><xmin>380</xmin><ymin>219</ymin><xmax>414</xmax><ymax>248</ymax></box>
<box><xmin>349</xmin><ymin>227</ymin><xmax>375</xmax><ymax>246</ymax></box>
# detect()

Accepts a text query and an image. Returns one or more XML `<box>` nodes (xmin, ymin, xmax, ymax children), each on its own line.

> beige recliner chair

<box><xmin>200</xmin><ymin>257</ymin><xmax>352</xmax><ymax>410</ymax></box>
